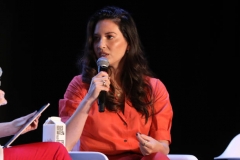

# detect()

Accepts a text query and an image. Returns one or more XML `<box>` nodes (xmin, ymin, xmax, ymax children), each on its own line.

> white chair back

<box><xmin>214</xmin><ymin>134</ymin><xmax>240</xmax><ymax>159</ymax></box>
<box><xmin>71</xmin><ymin>140</ymin><xmax>80</xmax><ymax>151</ymax></box>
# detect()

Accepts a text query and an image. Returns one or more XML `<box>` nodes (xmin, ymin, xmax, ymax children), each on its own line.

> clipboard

<box><xmin>3</xmin><ymin>103</ymin><xmax>50</xmax><ymax>148</ymax></box>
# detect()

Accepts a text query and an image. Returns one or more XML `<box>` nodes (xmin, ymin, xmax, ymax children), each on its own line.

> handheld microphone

<box><xmin>97</xmin><ymin>57</ymin><xmax>109</xmax><ymax>112</ymax></box>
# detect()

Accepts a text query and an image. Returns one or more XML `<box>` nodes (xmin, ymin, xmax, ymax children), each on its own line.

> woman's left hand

<box><xmin>136</xmin><ymin>132</ymin><xmax>169</xmax><ymax>155</ymax></box>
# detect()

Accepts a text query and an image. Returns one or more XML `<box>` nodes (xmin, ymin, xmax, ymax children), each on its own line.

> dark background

<box><xmin>0</xmin><ymin>1</ymin><xmax>238</xmax><ymax>160</ymax></box>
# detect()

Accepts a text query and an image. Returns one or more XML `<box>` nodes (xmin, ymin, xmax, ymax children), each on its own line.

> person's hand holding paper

<box><xmin>12</xmin><ymin>111</ymin><xmax>40</xmax><ymax>135</ymax></box>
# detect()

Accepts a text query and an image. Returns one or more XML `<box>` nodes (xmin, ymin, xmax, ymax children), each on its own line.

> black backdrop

<box><xmin>0</xmin><ymin>1</ymin><xmax>238</xmax><ymax>160</ymax></box>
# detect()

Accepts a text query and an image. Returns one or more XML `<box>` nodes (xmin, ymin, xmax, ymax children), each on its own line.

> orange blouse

<box><xmin>59</xmin><ymin>75</ymin><xmax>173</xmax><ymax>155</ymax></box>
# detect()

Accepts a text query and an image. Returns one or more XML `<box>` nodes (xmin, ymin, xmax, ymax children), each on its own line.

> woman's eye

<box><xmin>107</xmin><ymin>35</ymin><xmax>113</xmax><ymax>39</ymax></box>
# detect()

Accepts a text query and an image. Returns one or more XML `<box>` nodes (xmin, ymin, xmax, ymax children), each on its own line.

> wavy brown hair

<box><xmin>77</xmin><ymin>6</ymin><xmax>156</xmax><ymax>123</ymax></box>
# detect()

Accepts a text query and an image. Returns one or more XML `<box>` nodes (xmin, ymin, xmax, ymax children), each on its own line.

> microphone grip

<box><xmin>98</xmin><ymin>91</ymin><xmax>106</xmax><ymax>112</ymax></box>
<box><xmin>98</xmin><ymin>65</ymin><xmax>108</xmax><ymax>112</ymax></box>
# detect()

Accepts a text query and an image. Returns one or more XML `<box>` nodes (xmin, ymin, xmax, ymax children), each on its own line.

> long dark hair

<box><xmin>77</xmin><ymin>6</ymin><xmax>155</xmax><ymax>123</ymax></box>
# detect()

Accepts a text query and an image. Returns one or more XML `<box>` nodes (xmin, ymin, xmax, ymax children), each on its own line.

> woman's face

<box><xmin>93</xmin><ymin>19</ymin><xmax>129</xmax><ymax>69</ymax></box>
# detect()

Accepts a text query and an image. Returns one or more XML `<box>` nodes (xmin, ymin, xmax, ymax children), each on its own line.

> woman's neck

<box><xmin>110</xmin><ymin>68</ymin><xmax>122</xmax><ymax>86</ymax></box>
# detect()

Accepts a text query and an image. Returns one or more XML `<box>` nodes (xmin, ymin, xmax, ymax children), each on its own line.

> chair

<box><xmin>69</xmin><ymin>151</ymin><xmax>109</xmax><ymax>160</ymax></box>
<box><xmin>214</xmin><ymin>134</ymin><xmax>240</xmax><ymax>159</ymax></box>
<box><xmin>69</xmin><ymin>152</ymin><xmax>198</xmax><ymax>160</ymax></box>
<box><xmin>69</xmin><ymin>140</ymin><xmax>198</xmax><ymax>160</ymax></box>
<box><xmin>167</xmin><ymin>154</ymin><xmax>198</xmax><ymax>160</ymax></box>
<box><xmin>69</xmin><ymin>141</ymin><xmax>109</xmax><ymax>160</ymax></box>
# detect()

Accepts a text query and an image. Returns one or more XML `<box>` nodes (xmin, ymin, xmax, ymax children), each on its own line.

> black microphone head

<box><xmin>97</xmin><ymin>57</ymin><xmax>109</xmax><ymax>67</ymax></box>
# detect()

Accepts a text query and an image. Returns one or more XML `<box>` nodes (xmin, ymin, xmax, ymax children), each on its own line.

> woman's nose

<box><xmin>97</xmin><ymin>39</ymin><xmax>106</xmax><ymax>49</ymax></box>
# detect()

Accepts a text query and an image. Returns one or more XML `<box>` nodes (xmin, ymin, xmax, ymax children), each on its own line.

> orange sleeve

<box><xmin>58</xmin><ymin>75</ymin><xmax>88</xmax><ymax>123</ymax></box>
<box><xmin>149</xmin><ymin>78</ymin><xmax>173</xmax><ymax>144</ymax></box>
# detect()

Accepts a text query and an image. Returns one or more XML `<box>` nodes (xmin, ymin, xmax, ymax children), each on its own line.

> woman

<box><xmin>59</xmin><ymin>6</ymin><xmax>173</xmax><ymax>160</ymax></box>
<box><xmin>0</xmin><ymin>90</ymin><xmax>71</xmax><ymax>160</ymax></box>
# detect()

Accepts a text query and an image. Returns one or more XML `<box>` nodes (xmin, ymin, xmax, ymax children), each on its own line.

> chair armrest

<box><xmin>167</xmin><ymin>154</ymin><xmax>198</xmax><ymax>160</ymax></box>
<box><xmin>69</xmin><ymin>151</ymin><xmax>109</xmax><ymax>160</ymax></box>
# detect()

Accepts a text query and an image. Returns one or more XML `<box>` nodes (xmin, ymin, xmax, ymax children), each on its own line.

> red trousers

<box><xmin>108</xmin><ymin>152</ymin><xmax>170</xmax><ymax>160</ymax></box>
<box><xmin>3</xmin><ymin>142</ymin><xmax>71</xmax><ymax>160</ymax></box>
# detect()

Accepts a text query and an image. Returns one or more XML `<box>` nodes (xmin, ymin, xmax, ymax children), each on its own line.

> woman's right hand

<box><xmin>65</xmin><ymin>71</ymin><xmax>110</xmax><ymax>150</ymax></box>
<box><xmin>85</xmin><ymin>71</ymin><xmax>110</xmax><ymax>102</ymax></box>
<box><xmin>0</xmin><ymin>89</ymin><xmax>7</xmax><ymax>106</ymax></box>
